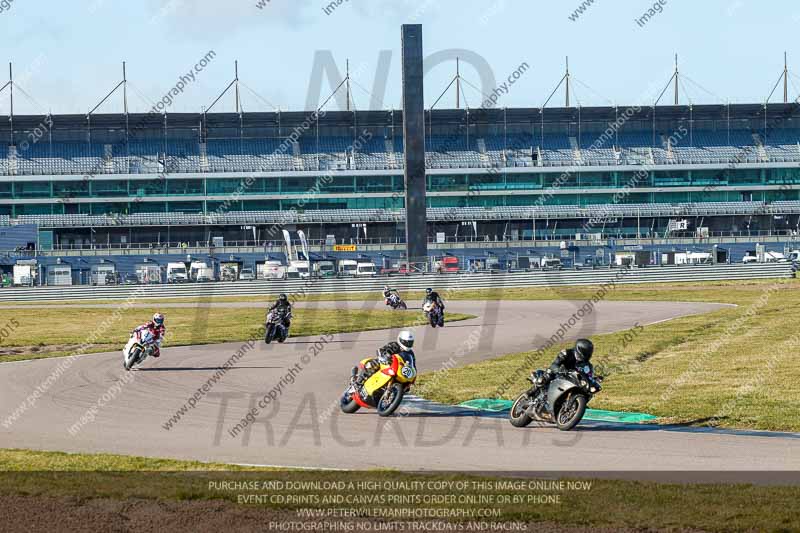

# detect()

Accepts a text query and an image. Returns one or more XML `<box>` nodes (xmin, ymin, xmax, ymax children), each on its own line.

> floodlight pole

<box><xmin>456</xmin><ymin>58</ymin><xmax>460</xmax><ymax>109</ymax></box>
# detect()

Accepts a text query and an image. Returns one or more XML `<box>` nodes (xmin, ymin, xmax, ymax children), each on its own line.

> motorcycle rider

<box><xmin>423</xmin><ymin>287</ymin><xmax>445</xmax><ymax>310</ymax></box>
<box><xmin>356</xmin><ymin>330</ymin><xmax>416</xmax><ymax>384</ymax></box>
<box><xmin>267</xmin><ymin>293</ymin><xmax>292</xmax><ymax>329</ymax></box>
<box><xmin>132</xmin><ymin>313</ymin><xmax>166</xmax><ymax>358</ymax></box>
<box><xmin>383</xmin><ymin>285</ymin><xmax>401</xmax><ymax>306</ymax></box>
<box><xmin>539</xmin><ymin>338</ymin><xmax>594</xmax><ymax>388</ymax></box>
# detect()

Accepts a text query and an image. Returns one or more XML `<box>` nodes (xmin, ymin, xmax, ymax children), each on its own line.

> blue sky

<box><xmin>0</xmin><ymin>0</ymin><xmax>798</xmax><ymax>115</ymax></box>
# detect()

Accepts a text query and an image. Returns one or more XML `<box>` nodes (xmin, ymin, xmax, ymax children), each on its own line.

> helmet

<box><xmin>575</xmin><ymin>339</ymin><xmax>594</xmax><ymax>363</ymax></box>
<box><xmin>384</xmin><ymin>286</ymin><xmax>390</xmax><ymax>292</ymax></box>
<box><xmin>397</xmin><ymin>330</ymin><xmax>415</xmax><ymax>351</ymax></box>
<box><xmin>425</xmin><ymin>288</ymin><xmax>432</xmax><ymax>294</ymax></box>
<box><xmin>279</xmin><ymin>293</ymin><xmax>288</xmax><ymax>302</ymax></box>
<box><xmin>152</xmin><ymin>313</ymin><xmax>165</xmax><ymax>327</ymax></box>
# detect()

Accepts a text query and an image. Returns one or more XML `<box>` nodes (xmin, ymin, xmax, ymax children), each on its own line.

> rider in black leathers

<box><xmin>267</xmin><ymin>293</ymin><xmax>292</xmax><ymax>329</ymax></box>
<box><xmin>542</xmin><ymin>338</ymin><xmax>594</xmax><ymax>386</ymax></box>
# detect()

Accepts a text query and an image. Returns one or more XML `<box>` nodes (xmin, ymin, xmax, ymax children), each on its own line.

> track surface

<box><xmin>2</xmin><ymin>299</ymin><xmax>798</xmax><ymax>483</ymax></box>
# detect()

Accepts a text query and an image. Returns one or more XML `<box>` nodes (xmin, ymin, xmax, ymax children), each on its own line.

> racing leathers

<box><xmin>267</xmin><ymin>299</ymin><xmax>292</xmax><ymax>328</ymax></box>
<box><xmin>132</xmin><ymin>321</ymin><xmax>166</xmax><ymax>358</ymax></box>
<box><xmin>357</xmin><ymin>341</ymin><xmax>416</xmax><ymax>384</ymax></box>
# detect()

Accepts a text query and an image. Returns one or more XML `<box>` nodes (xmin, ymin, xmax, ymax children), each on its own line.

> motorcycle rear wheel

<box><xmin>376</xmin><ymin>383</ymin><xmax>405</xmax><ymax>417</ymax></box>
<box><xmin>509</xmin><ymin>392</ymin><xmax>533</xmax><ymax>427</ymax></box>
<box><xmin>555</xmin><ymin>393</ymin><xmax>587</xmax><ymax>431</ymax></box>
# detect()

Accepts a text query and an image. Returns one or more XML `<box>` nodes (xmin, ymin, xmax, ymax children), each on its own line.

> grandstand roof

<box><xmin>2</xmin><ymin>103</ymin><xmax>800</xmax><ymax>134</ymax></box>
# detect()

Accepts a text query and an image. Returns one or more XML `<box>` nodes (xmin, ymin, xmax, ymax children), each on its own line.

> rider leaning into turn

<box><xmin>267</xmin><ymin>293</ymin><xmax>293</xmax><ymax>328</ymax></box>
<box><xmin>383</xmin><ymin>286</ymin><xmax>400</xmax><ymax>300</ymax></box>
<box><xmin>357</xmin><ymin>330</ymin><xmax>416</xmax><ymax>383</ymax></box>
<box><xmin>541</xmin><ymin>338</ymin><xmax>594</xmax><ymax>387</ymax></box>
<box><xmin>132</xmin><ymin>313</ymin><xmax>166</xmax><ymax>358</ymax></box>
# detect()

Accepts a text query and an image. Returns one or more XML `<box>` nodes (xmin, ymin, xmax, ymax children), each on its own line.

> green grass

<box><xmin>0</xmin><ymin>448</ymin><xmax>797</xmax><ymax>531</ymax></box>
<box><xmin>418</xmin><ymin>278</ymin><xmax>800</xmax><ymax>432</ymax></box>
<box><xmin>0</xmin><ymin>307</ymin><xmax>473</xmax><ymax>362</ymax></box>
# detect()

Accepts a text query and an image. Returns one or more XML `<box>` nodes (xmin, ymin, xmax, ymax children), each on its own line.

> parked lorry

<box><xmin>258</xmin><ymin>260</ymin><xmax>286</xmax><ymax>280</ymax></box>
<box><xmin>287</xmin><ymin>260</ymin><xmax>310</xmax><ymax>279</ymax></box>
<box><xmin>355</xmin><ymin>260</ymin><xmax>377</xmax><ymax>277</ymax></box>
<box><xmin>338</xmin><ymin>259</ymin><xmax>358</xmax><ymax>277</ymax></box>
<box><xmin>190</xmin><ymin>261</ymin><xmax>215</xmax><ymax>282</ymax></box>
<box><xmin>313</xmin><ymin>260</ymin><xmax>336</xmax><ymax>277</ymax></box>
<box><xmin>167</xmin><ymin>262</ymin><xmax>189</xmax><ymax>283</ymax></box>
<box><xmin>13</xmin><ymin>262</ymin><xmax>37</xmax><ymax>286</ymax></box>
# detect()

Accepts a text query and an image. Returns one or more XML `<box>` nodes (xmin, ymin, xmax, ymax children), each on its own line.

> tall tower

<box><xmin>401</xmin><ymin>24</ymin><xmax>428</xmax><ymax>265</ymax></box>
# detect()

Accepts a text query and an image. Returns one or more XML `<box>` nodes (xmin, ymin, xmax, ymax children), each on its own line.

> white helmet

<box><xmin>397</xmin><ymin>330</ymin><xmax>414</xmax><ymax>351</ymax></box>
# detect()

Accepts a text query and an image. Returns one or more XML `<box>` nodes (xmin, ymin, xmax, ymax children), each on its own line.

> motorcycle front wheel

<box><xmin>376</xmin><ymin>383</ymin><xmax>405</xmax><ymax>417</ymax></box>
<box><xmin>265</xmin><ymin>324</ymin><xmax>274</xmax><ymax>344</ymax></box>
<box><xmin>340</xmin><ymin>390</ymin><xmax>361</xmax><ymax>414</ymax></box>
<box><xmin>398</xmin><ymin>301</ymin><xmax>407</xmax><ymax>310</ymax></box>
<box><xmin>509</xmin><ymin>392</ymin><xmax>534</xmax><ymax>428</ymax></box>
<box><xmin>555</xmin><ymin>393</ymin><xmax>588</xmax><ymax>431</ymax></box>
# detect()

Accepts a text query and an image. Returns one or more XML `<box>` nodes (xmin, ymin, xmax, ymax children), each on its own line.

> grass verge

<box><xmin>0</xmin><ymin>307</ymin><xmax>472</xmax><ymax>363</ymax></box>
<box><xmin>0</xmin><ymin>449</ymin><xmax>797</xmax><ymax>531</ymax></box>
<box><xmin>417</xmin><ymin>278</ymin><xmax>800</xmax><ymax>432</ymax></box>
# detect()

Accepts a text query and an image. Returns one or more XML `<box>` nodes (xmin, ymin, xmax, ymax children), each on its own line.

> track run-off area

<box><xmin>1</xmin><ymin>299</ymin><xmax>798</xmax><ymax>484</ymax></box>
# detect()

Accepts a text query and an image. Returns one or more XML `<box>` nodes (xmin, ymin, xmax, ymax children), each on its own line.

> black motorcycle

<box><xmin>265</xmin><ymin>309</ymin><xmax>291</xmax><ymax>344</ymax></box>
<box><xmin>509</xmin><ymin>364</ymin><xmax>603</xmax><ymax>431</ymax></box>
<box><xmin>423</xmin><ymin>300</ymin><xmax>444</xmax><ymax>328</ymax></box>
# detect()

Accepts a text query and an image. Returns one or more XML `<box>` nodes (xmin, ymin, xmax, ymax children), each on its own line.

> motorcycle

<box><xmin>422</xmin><ymin>300</ymin><xmax>444</xmax><ymax>328</ymax></box>
<box><xmin>385</xmin><ymin>293</ymin><xmax>407</xmax><ymax>310</ymax></box>
<box><xmin>340</xmin><ymin>353</ymin><xmax>417</xmax><ymax>417</ymax></box>
<box><xmin>265</xmin><ymin>309</ymin><xmax>291</xmax><ymax>344</ymax></box>
<box><xmin>508</xmin><ymin>364</ymin><xmax>603</xmax><ymax>431</ymax></box>
<box><xmin>123</xmin><ymin>329</ymin><xmax>159</xmax><ymax>371</ymax></box>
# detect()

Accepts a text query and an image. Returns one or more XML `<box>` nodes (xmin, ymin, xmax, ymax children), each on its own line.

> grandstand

<box><xmin>1</xmin><ymin>104</ymin><xmax>800</xmax><ymax>250</ymax></box>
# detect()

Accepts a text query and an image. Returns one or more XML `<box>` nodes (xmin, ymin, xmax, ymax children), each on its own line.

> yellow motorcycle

<box><xmin>340</xmin><ymin>353</ymin><xmax>417</xmax><ymax>417</ymax></box>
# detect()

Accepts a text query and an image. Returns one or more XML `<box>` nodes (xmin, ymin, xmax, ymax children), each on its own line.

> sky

<box><xmin>0</xmin><ymin>0</ymin><xmax>799</xmax><ymax>116</ymax></box>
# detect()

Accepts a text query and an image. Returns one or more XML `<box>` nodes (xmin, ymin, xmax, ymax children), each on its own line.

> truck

<box><xmin>190</xmin><ymin>261</ymin><xmax>215</xmax><ymax>282</ymax></box>
<box><xmin>313</xmin><ymin>260</ymin><xmax>336</xmax><ymax>277</ymax></box>
<box><xmin>355</xmin><ymin>261</ymin><xmax>377</xmax><ymax>277</ymax></box>
<box><xmin>166</xmin><ymin>262</ymin><xmax>189</xmax><ymax>283</ymax></box>
<box><xmin>541</xmin><ymin>257</ymin><xmax>562</xmax><ymax>270</ymax></box>
<box><xmin>287</xmin><ymin>260</ymin><xmax>310</xmax><ymax>279</ymax></box>
<box><xmin>239</xmin><ymin>267</ymin><xmax>256</xmax><ymax>281</ymax></box>
<box><xmin>258</xmin><ymin>260</ymin><xmax>286</xmax><ymax>280</ymax></box>
<box><xmin>338</xmin><ymin>259</ymin><xmax>358</xmax><ymax>277</ymax></box>
<box><xmin>13</xmin><ymin>262</ymin><xmax>37</xmax><ymax>286</ymax></box>
<box><xmin>136</xmin><ymin>264</ymin><xmax>162</xmax><ymax>284</ymax></box>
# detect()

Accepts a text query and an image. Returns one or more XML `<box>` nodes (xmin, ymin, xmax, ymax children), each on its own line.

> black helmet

<box><xmin>425</xmin><ymin>288</ymin><xmax>432</xmax><ymax>294</ymax></box>
<box><xmin>575</xmin><ymin>339</ymin><xmax>594</xmax><ymax>363</ymax></box>
<box><xmin>279</xmin><ymin>293</ymin><xmax>288</xmax><ymax>301</ymax></box>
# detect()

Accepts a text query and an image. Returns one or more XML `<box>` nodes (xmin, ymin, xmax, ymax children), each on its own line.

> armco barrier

<box><xmin>0</xmin><ymin>263</ymin><xmax>793</xmax><ymax>302</ymax></box>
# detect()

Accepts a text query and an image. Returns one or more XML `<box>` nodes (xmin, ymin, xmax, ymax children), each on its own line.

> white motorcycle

<box><xmin>123</xmin><ymin>329</ymin><xmax>160</xmax><ymax>371</ymax></box>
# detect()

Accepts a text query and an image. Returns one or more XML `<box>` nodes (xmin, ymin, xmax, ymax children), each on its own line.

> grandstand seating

<box><xmin>11</xmin><ymin>200</ymin><xmax>800</xmax><ymax>228</ymax></box>
<box><xmin>5</xmin><ymin>129</ymin><xmax>799</xmax><ymax>176</ymax></box>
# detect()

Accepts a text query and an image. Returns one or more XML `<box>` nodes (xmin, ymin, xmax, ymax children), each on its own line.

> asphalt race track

<box><xmin>2</xmin><ymin>299</ymin><xmax>798</xmax><ymax>483</ymax></box>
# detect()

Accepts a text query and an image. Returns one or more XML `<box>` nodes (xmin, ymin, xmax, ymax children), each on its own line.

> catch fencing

<box><xmin>0</xmin><ymin>263</ymin><xmax>793</xmax><ymax>302</ymax></box>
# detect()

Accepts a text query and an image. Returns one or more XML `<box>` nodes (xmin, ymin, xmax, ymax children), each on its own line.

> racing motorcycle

<box><xmin>422</xmin><ymin>300</ymin><xmax>444</xmax><ymax>328</ymax></box>
<box><xmin>123</xmin><ymin>329</ymin><xmax>159</xmax><ymax>371</ymax></box>
<box><xmin>508</xmin><ymin>364</ymin><xmax>603</xmax><ymax>431</ymax></box>
<box><xmin>265</xmin><ymin>309</ymin><xmax>291</xmax><ymax>344</ymax></box>
<box><xmin>340</xmin><ymin>352</ymin><xmax>417</xmax><ymax>417</ymax></box>
<box><xmin>385</xmin><ymin>293</ymin><xmax>407</xmax><ymax>310</ymax></box>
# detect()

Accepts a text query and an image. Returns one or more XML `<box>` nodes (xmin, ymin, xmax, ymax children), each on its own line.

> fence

<box><xmin>0</xmin><ymin>263</ymin><xmax>793</xmax><ymax>302</ymax></box>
